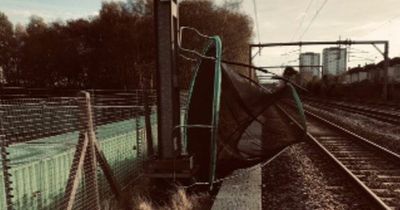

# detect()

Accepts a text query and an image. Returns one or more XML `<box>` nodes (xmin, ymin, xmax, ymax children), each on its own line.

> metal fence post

<box><xmin>62</xmin><ymin>92</ymin><xmax>100</xmax><ymax>210</ymax></box>
<box><xmin>63</xmin><ymin>132</ymin><xmax>90</xmax><ymax>210</ymax></box>
<box><xmin>143</xmin><ymin>89</ymin><xmax>154</xmax><ymax>156</ymax></box>
<box><xmin>81</xmin><ymin>91</ymin><xmax>101</xmax><ymax>210</ymax></box>
<box><xmin>0</xmin><ymin>112</ymin><xmax>14</xmax><ymax>210</ymax></box>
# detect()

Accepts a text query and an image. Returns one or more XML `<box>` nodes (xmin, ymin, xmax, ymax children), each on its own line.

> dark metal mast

<box><xmin>154</xmin><ymin>0</ymin><xmax>180</xmax><ymax>159</ymax></box>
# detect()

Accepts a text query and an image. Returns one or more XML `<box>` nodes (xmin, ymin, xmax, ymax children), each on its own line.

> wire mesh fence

<box><xmin>0</xmin><ymin>89</ymin><xmax>157</xmax><ymax>210</ymax></box>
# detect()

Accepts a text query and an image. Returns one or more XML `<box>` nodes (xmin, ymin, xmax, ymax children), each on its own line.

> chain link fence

<box><xmin>0</xmin><ymin>89</ymin><xmax>157</xmax><ymax>210</ymax></box>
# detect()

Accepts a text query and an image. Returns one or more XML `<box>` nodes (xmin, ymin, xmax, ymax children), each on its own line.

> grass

<box><xmin>102</xmin><ymin>177</ymin><xmax>212</xmax><ymax>210</ymax></box>
<box><xmin>133</xmin><ymin>187</ymin><xmax>207</xmax><ymax>210</ymax></box>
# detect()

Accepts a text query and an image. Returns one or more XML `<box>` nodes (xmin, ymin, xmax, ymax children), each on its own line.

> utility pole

<box><xmin>154</xmin><ymin>0</ymin><xmax>180</xmax><ymax>159</ymax></box>
<box><xmin>149</xmin><ymin>0</ymin><xmax>193</xmax><ymax>180</ymax></box>
<box><xmin>383</xmin><ymin>42</ymin><xmax>389</xmax><ymax>100</ymax></box>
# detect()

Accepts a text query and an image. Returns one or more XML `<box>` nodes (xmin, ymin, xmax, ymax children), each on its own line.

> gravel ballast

<box><xmin>212</xmin><ymin>165</ymin><xmax>262</xmax><ymax>210</ymax></box>
<box><xmin>262</xmin><ymin>143</ymin><xmax>371</xmax><ymax>210</ymax></box>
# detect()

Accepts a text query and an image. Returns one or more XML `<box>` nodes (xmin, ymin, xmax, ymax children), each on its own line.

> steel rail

<box><xmin>276</xmin><ymin>104</ymin><xmax>398</xmax><ymax>210</ymax></box>
<box><xmin>304</xmin><ymin>98</ymin><xmax>400</xmax><ymax>125</ymax></box>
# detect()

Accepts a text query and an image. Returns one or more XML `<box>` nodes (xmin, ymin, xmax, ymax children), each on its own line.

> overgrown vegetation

<box><xmin>100</xmin><ymin>177</ymin><xmax>212</xmax><ymax>210</ymax></box>
<box><xmin>133</xmin><ymin>188</ymin><xmax>210</xmax><ymax>210</ymax></box>
<box><xmin>0</xmin><ymin>0</ymin><xmax>253</xmax><ymax>89</ymax></box>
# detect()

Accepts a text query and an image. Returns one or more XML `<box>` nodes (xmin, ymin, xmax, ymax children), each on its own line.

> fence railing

<box><xmin>0</xmin><ymin>89</ymin><xmax>158</xmax><ymax>210</ymax></box>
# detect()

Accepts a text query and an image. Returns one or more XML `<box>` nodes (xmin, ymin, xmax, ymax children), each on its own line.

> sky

<box><xmin>237</xmin><ymin>0</ymin><xmax>400</xmax><ymax>76</ymax></box>
<box><xmin>1</xmin><ymin>0</ymin><xmax>400</xmax><ymax>76</ymax></box>
<box><xmin>0</xmin><ymin>0</ymin><xmax>101</xmax><ymax>24</ymax></box>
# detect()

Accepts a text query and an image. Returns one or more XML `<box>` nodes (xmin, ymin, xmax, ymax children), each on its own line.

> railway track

<box><xmin>337</xmin><ymin>99</ymin><xmax>400</xmax><ymax>111</ymax></box>
<box><xmin>303</xmin><ymin>98</ymin><xmax>400</xmax><ymax>125</ymax></box>
<box><xmin>303</xmin><ymin>97</ymin><xmax>400</xmax><ymax>111</ymax></box>
<box><xmin>277</xmin><ymin>103</ymin><xmax>400</xmax><ymax>210</ymax></box>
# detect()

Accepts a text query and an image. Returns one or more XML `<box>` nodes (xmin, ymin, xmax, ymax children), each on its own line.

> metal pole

<box><xmin>251</xmin><ymin>40</ymin><xmax>388</xmax><ymax>48</ymax></box>
<box><xmin>143</xmin><ymin>88</ymin><xmax>154</xmax><ymax>156</ymax></box>
<box><xmin>154</xmin><ymin>0</ymin><xmax>180</xmax><ymax>159</ymax></box>
<box><xmin>248</xmin><ymin>45</ymin><xmax>252</xmax><ymax>78</ymax></box>
<box><xmin>81</xmin><ymin>92</ymin><xmax>101</xmax><ymax>210</ymax></box>
<box><xmin>0</xmin><ymin>122</ymin><xmax>13</xmax><ymax>210</ymax></box>
<box><xmin>383</xmin><ymin>42</ymin><xmax>389</xmax><ymax>100</ymax></box>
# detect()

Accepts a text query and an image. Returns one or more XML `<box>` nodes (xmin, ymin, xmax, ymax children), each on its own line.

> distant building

<box><xmin>344</xmin><ymin>63</ymin><xmax>400</xmax><ymax>84</ymax></box>
<box><xmin>322</xmin><ymin>47</ymin><xmax>347</xmax><ymax>76</ymax></box>
<box><xmin>299</xmin><ymin>52</ymin><xmax>320</xmax><ymax>83</ymax></box>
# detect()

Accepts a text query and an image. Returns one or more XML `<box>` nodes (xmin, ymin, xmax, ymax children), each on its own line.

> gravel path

<box><xmin>212</xmin><ymin>166</ymin><xmax>262</xmax><ymax>210</ymax></box>
<box><xmin>262</xmin><ymin>143</ymin><xmax>371</xmax><ymax>210</ymax></box>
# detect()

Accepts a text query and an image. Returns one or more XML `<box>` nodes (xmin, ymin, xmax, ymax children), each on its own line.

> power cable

<box><xmin>299</xmin><ymin>0</ymin><xmax>329</xmax><ymax>40</ymax></box>
<box><xmin>178</xmin><ymin>26</ymin><xmax>307</xmax><ymax>91</ymax></box>
<box><xmin>369</xmin><ymin>14</ymin><xmax>400</xmax><ymax>34</ymax></box>
<box><xmin>349</xmin><ymin>47</ymin><xmax>369</xmax><ymax>54</ymax></box>
<box><xmin>252</xmin><ymin>0</ymin><xmax>261</xmax><ymax>44</ymax></box>
<box><xmin>290</xmin><ymin>0</ymin><xmax>315</xmax><ymax>41</ymax></box>
<box><xmin>251</xmin><ymin>0</ymin><xmax>263</xmax><ymax>58</ymax></box>
<box><xmin>282</xmin><ymin>1</ymin><xmax>315</xmax><ymax>66</ymax></box>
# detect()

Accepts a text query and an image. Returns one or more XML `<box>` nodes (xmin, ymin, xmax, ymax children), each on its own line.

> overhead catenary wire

<box><xmin>252</xmin><ymin>0</ymin><xmax>261</xmax><ymax>44</ymax></box>
<box><xmin>251</xmin><ymin>0</ymin><xmax>263</xmax><ymax>58</ymax></box>
<box><xmin>368</xmin><ymin>13</ymin><xmax>400</xmax><ymax>34</ymax></box>
<box><xmin>179</xmin><ymin>44</ymin><xmax>307</xmax><ymax>91</ymax></box>
<box><xmin>283</xmin><ymin>0</ymin><xmax>314</xmax><ymax>65</ymax></box>
<box><xmin>349</xmin><ymin>47</ymin><xmax>370</xmax><ymax>54</ymax></box>
<box><xmin>178</xmin><ymin>26</ymin><xmax>308</xmax><ymax>92</ymax></box>
<box><xmin>290</xmin><ymin>0</ymin><xmax>315</xmax><ymax>41</ymax></box>
<box><xmin>298</xmin><ymin>0</ymin><xmax>329</xmax><ymax>40</ymax></box>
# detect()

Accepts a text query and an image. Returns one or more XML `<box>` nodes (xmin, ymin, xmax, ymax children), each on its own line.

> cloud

<box><xmin>295</xmin><ymin>12</ymin><xmax>307</xmax><ymax>20</ymax></box>
<box><xmin>1</xmin><ymin>0</ymin><xmax>101</xmax><ymax>24</ymax></box>
<box><xmin>3</xmin><ymin>6</ymin><xmax>98</xmax><ymax>24</ymax></box>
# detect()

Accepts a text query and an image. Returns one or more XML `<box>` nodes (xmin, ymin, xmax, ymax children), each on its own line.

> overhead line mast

<box><xmin>249</xmin><ymin>40</ymin><xmax>390</xmax><ymax>100</ymax></box>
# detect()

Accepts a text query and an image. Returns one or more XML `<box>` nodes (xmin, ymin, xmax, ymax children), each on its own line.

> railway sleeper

<box><xmin>376</xmin><ymin>197</ymin><xmax>400</xmax><ymax>208</ymax></box>
<box><xmin>340</xmin><ymin>157</ymin><xmax>388</xmax><ymax>163</ymax></box>
<box><xmin>328</xmin><ymin>151</ymin><xmax>376</xmax><ymax>156</ymax></box>
<box><xmin>352</xmin><ymin>169</ymin><xmax>400</xmax><ymax>176</ymax></box>
<box><xmin>317</xmin><ymin>136</ymin><xmax>349</xmax><ymax>140</ymax></box>
<box><xmin>324</xmin><ymin>148</ymin><xmax>371</xmax><ymax>152</ymax></box>
<box><xmin>380</xmin><ymin>182</ymin><xmax>400</xmax><ymax>189</ymax></box>
<box><xmin>334</xmin><ymin>156</ymin><xmax>383</xmax><ymax>161</ymax></box>
<box><xmin>346</xmin><ymin>165</ymin><xmax>399</xmax><ymax>171</ymax></box>
<box><xmin>377</xmin><ymin>175</ymin><xmax>400</xmax><ymax>182</ymax></box>
<box><xmin>318</xmin><ymin>139</ymin><xmax>357</xmax><ymax>143</ymax></box>
<box><xmin>340</xmin><ymin>161</ymin><xmax>394</xmax><ymax>169</ymax></box>
<box><xmin>324</xmin><ymin>185</ymin><xmax>347</xmax><ymax>193</ymax></box>
<box><xmin>321</xmin><ymin>144</ymin><xmax>366</xmax><ymax>148</ymax></box>
<box><xmin>320</xmin><ymin>143</ymin><xmax>361</xmax><ymax>148</ymax></box>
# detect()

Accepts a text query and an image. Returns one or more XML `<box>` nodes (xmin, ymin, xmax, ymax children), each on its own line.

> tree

<box><xmin>283</xmin><ymin>66</ymin><xmax>298</xmax><ymax>78</ymax></box>
<box><xmin>179</xmin><ymin>0</ymin><xmax>253</xmax><ymax>87</ymax></box>
<box><xmin>1</xmin><ymin>0</ymin><xmax>254</xmax><ymax>89</ymax></box>
<box><xmin>0</xmin><ymin>12</ymin><xmax>14</xmax><ymax>84</ymax></box>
